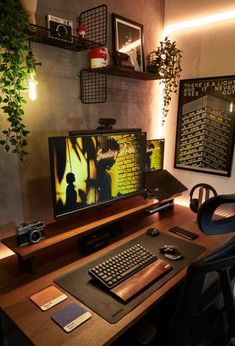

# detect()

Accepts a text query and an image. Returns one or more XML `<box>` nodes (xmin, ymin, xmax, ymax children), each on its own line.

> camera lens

<box><xmin>30</xmin><ymin>229</ymin><xmax>42</xmax><ymax>243</ymax></box>
<box><xmin>56</xmin><ymin>24</ymin><xmax>68</xmax><ymax>37</ymax></box>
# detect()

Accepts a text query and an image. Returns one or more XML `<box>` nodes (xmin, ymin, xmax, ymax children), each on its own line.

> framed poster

<box><xmin>112</xmin><ymin>13</ymin><xmax>145</xmax><ymax>72</ymax></box>
<box><xmin>174</xmin><ymin>76</ymin><xmax>235</xmax><ymax>176</ymax></box>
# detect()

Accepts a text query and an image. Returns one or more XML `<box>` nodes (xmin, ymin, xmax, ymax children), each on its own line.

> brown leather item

<box><xmin>111</xmin><ymin>258</ymin><xmax>173</xmax><ymax>303</ymax></box>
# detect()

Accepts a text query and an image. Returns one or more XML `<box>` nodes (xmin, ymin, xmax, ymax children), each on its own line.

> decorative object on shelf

<box><xmin>90</xmin><ymin>47</ymin><xmax>109</xmax><ymax>68</ymax></box>
<box><xmin>19</xmin><ymin>0</ymin><xmax>37</xmax><ymax>24</ymax></box>
<box><xmin>147</xmin><ymin>37</ymin><xmax>182</xmax><ymax>125</ymax></box>
<box><xmin>174</xmin><ymin>76</ymin><xmax>235</xmax><ymax>177</ymax></box>
<box><xmin>46</xmin><ymin>15</ymin><xmax>73</xmax><ymax>43</ymax></box>
<box><xmin>16</xmin><ymin>220</ymin><xmax>45</xmax><ymax>247</ymax></box>
<box><xmin>76</xmin><ymin>24</ymin><xmax>86</xmax><ymax>39</ymax></box>
<box><xmin>112</xmin><ymin>51</ymin><xmax>135</xmax><ymax>69</ymax></box>
<box><xmin>0</xmin><ymin>0</ymin><xmax>37</xmax><ymax>161</ymax></box>
<box><xmin>112</xmin><ymin>14</ymin><xmax>145</xmax><ymax>72</ymax></box>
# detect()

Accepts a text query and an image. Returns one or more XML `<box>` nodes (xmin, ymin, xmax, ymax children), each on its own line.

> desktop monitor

<box><xmin>49</xmin><ymin>131</ymin><xmax>146</xmax><ymax>218</ymax></box>
<box><xmin>145</xmin><ymin>138</ymin><xmax>165</xmax><ymax>172</ymax></box>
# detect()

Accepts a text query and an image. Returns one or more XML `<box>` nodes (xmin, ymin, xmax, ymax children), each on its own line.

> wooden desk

<box><xmin>0</xmin><ymin>205</ymin><xmax>232</xmax><ymax>346</ymax></box>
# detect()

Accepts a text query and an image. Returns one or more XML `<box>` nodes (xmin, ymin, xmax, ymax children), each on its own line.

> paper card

<box><xmin>51</xmin><ymin>302</ymin><xmax>92</xmax><ymax>332</ymax></box>
<box><xmin>30</xmin><ymin>285</ymin><xmax>67</xmax><ymax>311</ymax></box>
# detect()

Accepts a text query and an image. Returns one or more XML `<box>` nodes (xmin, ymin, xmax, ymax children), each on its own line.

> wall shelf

<box><xmin>29</xmin><ymin>4</ymin><xmax>107</xmax><ymax>52</ymax></box>
<box><xmin>79</xmin><ymin>66</ymin><xmax>161</xmax><ymax>104</ymax></box>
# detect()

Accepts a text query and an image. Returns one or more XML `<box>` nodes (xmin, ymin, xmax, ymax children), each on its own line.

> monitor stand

<box><xmin>144</xmin><ymin>199</ymin><xmax>174</xmax><ymax>214</ymax></box>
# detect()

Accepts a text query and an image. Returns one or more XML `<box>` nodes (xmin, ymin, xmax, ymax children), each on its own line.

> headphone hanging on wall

<box><xmin>189</xmin><ymin>183</ymin><xmax>217</xmax><ymax>214</ymax></box>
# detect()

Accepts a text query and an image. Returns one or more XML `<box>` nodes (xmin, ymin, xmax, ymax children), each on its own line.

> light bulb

<box><xmin>27</xmin><ymin>73</ymin><xmax>38</xmax><ymax>101</ymax></box>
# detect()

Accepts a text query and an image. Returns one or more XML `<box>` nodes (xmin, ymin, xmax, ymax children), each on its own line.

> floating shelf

<box><xmin>28</xmin><ymin>4</ymin><xmax>107</xmax><ymax>52</ymax></box>
<box><xmin>79</xmin><ymin>66</ymin><xmax>161</xmax><ymax>104</ymax></box>
<box><xmin>103</xmin><ymin>65</ymin><xmax>161</xmax><ymax>80</ymax></box>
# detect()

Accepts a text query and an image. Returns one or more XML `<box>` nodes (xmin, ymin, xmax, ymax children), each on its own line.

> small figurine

<box><xmin>76</xmin><ymin>24</ymin><xmax>86</xmax><ymax>38</ymax></box>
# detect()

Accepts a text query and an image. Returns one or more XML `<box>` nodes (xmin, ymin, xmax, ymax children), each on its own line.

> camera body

<box><xmin>47</xmin><ymin>15</ymin><xmax>73</xmax><ymax>43</ymax></box>
<box><xmin>16</xmin><ymin>221</ymin><xmax>45</xmax><ymax>247</ymax></box>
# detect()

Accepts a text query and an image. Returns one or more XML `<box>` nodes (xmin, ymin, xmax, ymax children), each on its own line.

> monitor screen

<box><xmin>145</xmin><ymin>138</ymin><xmax>165</xmax><ymax>172</ymax></box>
<box><xmin>49</xmin><ymin>131</ymin><xmax>146</xmax><ymax>218</ymax></box>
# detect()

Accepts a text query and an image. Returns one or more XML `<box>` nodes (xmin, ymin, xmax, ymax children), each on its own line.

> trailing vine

<box><xmin>0</xmin><ymin>0</ymin><xmax>35</xmax><ymax>161</ymax></box>
<box><xmin>147</xmin><ymin>37</ymin><xmax>182</xmax><ymax>125</ymax></box>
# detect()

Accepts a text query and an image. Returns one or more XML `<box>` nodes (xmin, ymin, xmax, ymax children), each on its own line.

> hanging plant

<box><xmin>147</xmin><ymin>37</ymin><xmax>182</xmax><ymax>125</ymax></box>
<box><xmin>0</xmin><ymin>0</ymin><xmax>36</xmax><ymax>161</ymax></box>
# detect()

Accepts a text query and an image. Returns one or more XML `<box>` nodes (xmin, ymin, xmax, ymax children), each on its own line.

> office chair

<box><xmin>167</xmin><ymin>235</ymin><xmax>235</xmax><ymax>346</ymax></box>
<box><xmin>114</xmin><ymin>194</ymin><xmax>235</xmax><ymax>346</ymax></box>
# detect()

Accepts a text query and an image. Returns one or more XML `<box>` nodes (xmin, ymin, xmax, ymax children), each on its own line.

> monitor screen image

<box><xmin>145</xmin><ymin>138</ymin><xmax>165</xmax><ymax>172</ymax></box>
<box><xmin>49</xmin><ymin>131</ymin><xmax>146</xmax><ymax>218</ymax></box>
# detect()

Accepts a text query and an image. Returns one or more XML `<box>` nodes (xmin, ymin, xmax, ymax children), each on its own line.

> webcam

<box><xmin>97</xmin><ymin>118</ymin><xmax>116</xmax><ymax>130</ymax></box>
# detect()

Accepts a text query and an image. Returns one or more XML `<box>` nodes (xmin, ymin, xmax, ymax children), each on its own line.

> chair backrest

<box><xmin>197</xmin><ymin>194</ymin><xmax>235</xmax><ymax>234</ymax></box>
<box><xmin>169</xmin><ymin>235</ymin><xmax>235</xmax><ymax>346</ymax></box>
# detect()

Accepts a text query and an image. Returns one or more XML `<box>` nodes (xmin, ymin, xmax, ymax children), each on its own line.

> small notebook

<box><xmin>30</xmin><ymin>286</ymin><xmax>67</xmax><ymax>311</ymax></box>
<box><xmin>51</xmin><ymin>302</ymin><xmax>92</xmax><ymax>332</ymax></box>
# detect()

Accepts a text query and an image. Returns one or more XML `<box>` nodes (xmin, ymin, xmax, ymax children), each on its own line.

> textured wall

<box><xmin>0</xmin><ymin>0</ymin><xmax>164</xmax><ymax>237</ymax></box>
<box><xmin>163</xmin><ymin>0</ymin><xmax>235</xmax><ymax>206</ymax></box>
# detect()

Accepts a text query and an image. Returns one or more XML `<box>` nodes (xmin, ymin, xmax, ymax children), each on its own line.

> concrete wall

<box><xmin>163</xmin><ymin>0</ymin><xmax>235</xmax><ymax>206</ymax></box>
<box><xmin>0</xmin><ymin>0</ymin><xmax>164</xmax><ymax>237</ymax></box>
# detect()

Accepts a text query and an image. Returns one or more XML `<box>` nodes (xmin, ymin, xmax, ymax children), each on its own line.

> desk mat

<box><xmin>55</xmin><ymin>232</ymin><xmax>205</xmax><ymax>323</ymax></box>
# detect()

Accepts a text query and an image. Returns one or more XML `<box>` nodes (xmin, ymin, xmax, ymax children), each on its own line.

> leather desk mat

<box><xmin>55</xmin><ymin>232</ymin><xmax>205</xmax><ymax>323</ymax></box>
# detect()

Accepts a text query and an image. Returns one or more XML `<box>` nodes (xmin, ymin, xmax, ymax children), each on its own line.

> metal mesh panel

<box><xmin>79</xmin><ymin>4</ymin><xmax>107</xmax><ymax>47</ymax></box>
<box><xmin>80</xmin><ymin>69</ymin><xmax>107</xmax><ymax>104</ymax></box>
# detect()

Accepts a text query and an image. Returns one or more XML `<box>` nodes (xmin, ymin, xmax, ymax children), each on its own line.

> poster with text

<box><xmin>174</xmin><ymin>76</ymin><xmax>235</xmax><ymax>176</ymax></box>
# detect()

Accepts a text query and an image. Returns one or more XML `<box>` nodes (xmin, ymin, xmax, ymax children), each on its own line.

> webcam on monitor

<box><xmin>97</xmin><ymin>118</ymin><xmax>116</xmax><ymax>130</ymax></box>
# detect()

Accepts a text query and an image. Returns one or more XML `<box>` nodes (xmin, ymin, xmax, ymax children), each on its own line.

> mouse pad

<box><xmin>55</xmin><ymin>232</ymin><xmax>205</xmax><ymax>324</ymax></box>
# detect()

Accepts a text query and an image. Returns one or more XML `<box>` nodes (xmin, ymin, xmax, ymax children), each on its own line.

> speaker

<box><xmin>189</xmin><ymin>183</ymin><xmax>217</xmax><ymax>213</ymax></box>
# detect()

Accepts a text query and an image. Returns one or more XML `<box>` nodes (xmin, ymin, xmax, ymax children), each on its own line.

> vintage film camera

<box><xmin>47</xmin><ymin>15</ymin><xmax>73</xmax><ymax>43</ymax></box>
<box><xmin>16</xmin><ymin>220</ymin><xmax>45</xmax><ymax>247</ymax></box>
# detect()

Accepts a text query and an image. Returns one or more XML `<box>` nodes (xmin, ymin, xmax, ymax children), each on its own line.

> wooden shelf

<box><xmin>1</xmin><ymin>196</ymin><xmax>161</xmax><ymax>272</ymax></box>
<box><xmin>28</xmin><ymin>25</ymin><xmax>99</xmax><ymax>52</ymax></box>
<box><xmin>99</xmin><ymin>65</ymin><xmax>161</xmax><ymax>80</ymax></box>
<box><xmin>79</xmin><ymin>66</ymin><xmax>161</xmax><ymax>103</ymax></box>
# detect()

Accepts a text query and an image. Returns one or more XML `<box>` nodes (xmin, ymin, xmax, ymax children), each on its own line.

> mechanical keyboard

<box><xmin>89</xmin><ymin>244</ymin><xmax>157</xmax><ymax>289</ymax></box>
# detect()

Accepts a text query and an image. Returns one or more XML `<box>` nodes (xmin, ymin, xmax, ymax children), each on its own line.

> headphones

<box><xmin>189</xmin><ymin>183</ymin><xmax>217</xmax><ymax>214</ymax></box>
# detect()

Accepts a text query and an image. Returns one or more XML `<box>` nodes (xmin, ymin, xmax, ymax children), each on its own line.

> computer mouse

<box><xmin>146</xmin><ymin>228</ymin><xmax>160</xmax><ymax>237</ymax></box>
<box><xmin>159</xmin><ymin>244</ymin><xmax>184</xmax><ymax>260</ymax></box>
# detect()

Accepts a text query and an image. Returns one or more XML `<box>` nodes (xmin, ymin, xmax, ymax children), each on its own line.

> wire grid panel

<box><xmin>79</xmin><ymin>4</ymin><xmax>107</xmax><ymax>47</ymax></box>
<box><xmin>80</xmin><ymin>69</ymin><xmax>107</xmax><ymax>104</ymax></box>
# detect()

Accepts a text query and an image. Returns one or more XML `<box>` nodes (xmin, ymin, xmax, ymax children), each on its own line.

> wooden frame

<box><xmin>174</xmin><ymin>76</ymin><xmax>235</xmax><ymax>176</ymax></box>
<box><xmin>112</xmin><ymin>13</ymin><xmax>145</xmax><ymax>72</ymax></box>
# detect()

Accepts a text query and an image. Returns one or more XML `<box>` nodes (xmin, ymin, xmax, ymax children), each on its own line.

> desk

<box><xmin>0</xmin><ymin>205</ymin><xmax>232</xmax><ymax>346</ymax></box>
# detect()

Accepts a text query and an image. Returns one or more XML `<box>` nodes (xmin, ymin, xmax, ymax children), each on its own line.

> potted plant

<box><xmin>147</xmin><ymin>37</ymin><xmax>182</xmax><ymax>125</ymax></box>
<box><xmin>0</xmin><ymin>0</ymin><xmax>36</xmax><ymax>161</ymax></box>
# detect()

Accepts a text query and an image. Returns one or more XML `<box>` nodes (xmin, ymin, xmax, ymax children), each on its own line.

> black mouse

<box><xmin>159</xmin><ymin>244</ymin><xmax>184</xmax><ymax>260</ymax></box>
<box><xmin>146</xmin><ymin>228</ymin><xmax>160</xmax><ymax>237</ymax></box>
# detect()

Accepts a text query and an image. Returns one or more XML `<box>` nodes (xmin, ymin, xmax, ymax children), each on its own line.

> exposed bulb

<box><xmin>27</xmin><ymin>73</ymin><xmax>38</xmax><ymax>101</ymax></box>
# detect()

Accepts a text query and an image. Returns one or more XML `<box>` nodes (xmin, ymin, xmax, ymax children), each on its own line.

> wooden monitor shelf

<box><xmin>2</xmin><ymin>196</ymin><xmax>164</xmax><ymax>273</ymax></box>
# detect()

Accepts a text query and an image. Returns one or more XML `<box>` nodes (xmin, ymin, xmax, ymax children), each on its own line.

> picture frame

<box><xmin>174</xmin><ymin>75</ymin><xmax>235</xmax><ymax>177</ymax></box>
<box><xmin>112</xmin><ymin>13</ymin><xmax>145</xmax><ymax>72</ymax></box>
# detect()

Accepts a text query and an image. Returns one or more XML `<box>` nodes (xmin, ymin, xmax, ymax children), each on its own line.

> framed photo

<box><xmin>112</xmin><ymin>14</ymin><xmax>145</xmax><ymax>72</ymax></box>
<box><xmin>174</xmin><ymin>75</ymin><xmax>235</xmax><ymax>177</ymax></box>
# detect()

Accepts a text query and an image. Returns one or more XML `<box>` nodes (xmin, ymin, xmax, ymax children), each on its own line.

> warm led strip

<box><xmin>164</xmin><ymin>9</ymin><xmax>235</xmax><ymax>36</ymax></box>
<box><xmin>155</xmin><ymin>9</ymin><xmax>235</xmax><ymax>137</ymax></box>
